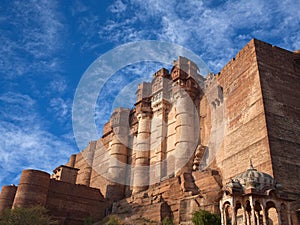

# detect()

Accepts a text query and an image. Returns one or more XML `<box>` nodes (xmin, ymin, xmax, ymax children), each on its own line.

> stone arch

<box><xmin>266</xmin><ymin>201</ymin><xmax>279</xmax><ymax>225</ymax></box>
<box><xmin>254</xmin><ymin>200</ymin><xmax>263</xmax><ymax>225</ymax></box>
<box><xmin>223</xmin><ymin>201</ymin><xmax>232</xmax><ymax>225</ymax></box>
<box><xmin>235</xmin><ymin>201</ymin><xmax>244</xmax><ymax>224</ymax></box>
<box><xmin>245</xmin><ymin>200</ymin><xmax>252</xmax><ymax>225</ymax></box>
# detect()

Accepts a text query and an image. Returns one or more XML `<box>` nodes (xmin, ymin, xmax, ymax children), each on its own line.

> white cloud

<box><xmin>0</xmin><ymin>92</ymin><xmax>36</xmax><ymax>123</ymax></box>
<box><xmin>49</xmin><ymin>97</ymin><xmax>71</xmax><ymax>122</ymax></box>
<box><xmin>0</xmin><ymin>92</ymin><xmax>75</xmax><ymax>186</ymax></box>
<box><xmin>108</xmin><ymin>0</ymin><xmax>127</xmax><ymax>14</ymax></box>
<box><xmin>70</xmin><ymin>0</ymin><xmax>89</xmax><ymax>15</ymax></box>
<box><xmin>48</xmin><ymin>78</ymin><xmax>67</xmax><ymax>94</ymax></box>
<box><xmin>96</xmin><ymin>0</ymin><xmax>300</xmax><ymax>72</ymax></box>
<box><xmin>0</xmin><ymin>0</ymin><xmax>64</xmax><ymax>78</ymax></box>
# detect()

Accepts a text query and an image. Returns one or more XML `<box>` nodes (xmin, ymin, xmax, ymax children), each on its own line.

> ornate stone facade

<box><xmin>0</xmin><ymin>39</ymin><xmax>299</xmax><ymax>225</ymax></box>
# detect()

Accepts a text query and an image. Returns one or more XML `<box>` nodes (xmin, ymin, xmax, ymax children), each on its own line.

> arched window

<box><xmin>266</xmin><ymin>201</ymin><xmax>279</xmax><ymax>225</ymax></box>
<box><xmin>223</xmin><ymin>202</ymin><xmax>232</xmax><ymax>225</ymax></box>
<box><xmin>254</xmin><ymin>200</ymin><xmax>263</xmax><ymax>225</ymax></box>
<box><xmin>235</xmin><ymin>201</ymin><xmax>244</xmax><ymax>224</ymax></box>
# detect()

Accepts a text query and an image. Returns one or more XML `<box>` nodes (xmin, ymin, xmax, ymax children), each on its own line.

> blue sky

<box><xmin>0</xmin><ymin>0</ymin><xmax>299</xmax><ymax>187</ymax></box>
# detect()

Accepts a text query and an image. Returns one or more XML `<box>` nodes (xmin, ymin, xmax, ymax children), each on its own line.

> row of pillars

<box><xmin>220</xmin><ymin>198</ymin><xmax>292</xmax><ymax>225</ymax></box>
<box><xmin>106</xmin><ymin>89</ymin><xmax>198</xmax><ymax>197</ymax></box>
<box><xmin>133</xmin><ymin>90</ymin><xmax>197</xmax><ymax>193</ymax></box>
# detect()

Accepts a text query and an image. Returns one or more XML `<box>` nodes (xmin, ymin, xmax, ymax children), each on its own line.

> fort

<box><xmin>0</xmin><ymin>39</ymin><xmax>299</xmax><ymax>225</ymax></box>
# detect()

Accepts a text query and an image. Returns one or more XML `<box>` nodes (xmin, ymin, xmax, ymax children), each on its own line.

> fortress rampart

<box><xmin>0</xmin><ymin>185</ymin><xmax>17</xmax><ymax>214</ymax></box>
<box><xmin>1</xmin><ymin>169</ymin><xmax>106</xmax><ymax>224</ymax></box>
<box><xmin>0</xmin><ymin>39</ymin><xmax>299</xmax><ymax>224</ymax></box>
<box><xmin>13</xmin><ymin>169</ymin><xmax>50</xmax><ymax>208</ymax></box>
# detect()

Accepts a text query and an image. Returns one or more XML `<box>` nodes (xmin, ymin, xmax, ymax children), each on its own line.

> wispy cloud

<box><xmin>94</xmin><ymin>0</ymin><xmax>300</xmax><ymax>72</ymax></box>
<box><xmin>108</xmin><ymin>0</ymin><xmax>127</xmax><ymax>14</ymax></box>
<box><xmin>0</xmin><ymin>92</ymin><xmax>75</xmax><ymax>186</ymax></box>
<box><xmin>48</xmin><ymin>97</ymin><xmax>71</xmax><ymax>122</ymax></box>
<box><xmin>0</xmin><ymin>0</ymin><xmax>64</xmax><ymax>78</ymax></box>
<box><xmin>70</xmin><ymin>0</ymin><xmax>300</xmax><ymax>150</ymax></box>
<box><xmin>48</xmin><ymin>78</ymin><xmax>68</xmax><ymax>94</ymax></box>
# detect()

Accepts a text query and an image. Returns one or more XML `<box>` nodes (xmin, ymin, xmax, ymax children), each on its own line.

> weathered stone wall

<box><xmin>0</xmin><ymin>169</ymin><xmax>107</xmax><ymax>225</ymax></box>
<box><xmin>216</xmin><ymin>39</ymin><xmax>273</xmax><ymax>183</ymax></box>
<box><xmin>51</xmin><ymin>165</ymin><xmax>79</xmax><ymax>184</ymax></box>
<box><xmin>0</xmin><ymin>185</ymin><xmax>17</xmax><ymax>214</ymax></box>
<box><xmin>65</xmin><ymin>154</ymin><xmax>76</xmax><ymax>167</ymax></box>
<box><xmin>12</xmin><ymin>169</ymin><xmax>50</xmax><ymax>208</ymax></box>
<box><xmin>166</xmin><ymin>105</ymin><xmax>177</xmax><ymax>175</ymax></box>
<box><xmin>254</xmin><ymin>40</ymin><xmax>300</xmax><ymax>194</ymax></box>
<box><xmin>254</xmin><ymin>40</ymin><xmax>300</xmax><ymax>221</ymax></box>
<box><xmin>199</xmin><ymin>95</ymin><xmax>211</xmax><ymax>148</ymax></box>
<box><xmin>90</xmin><ymin>129</ymin><xmax>112</xmax><ymax>198</ymax></box>
<box><xmin>3</xmin><ymin>39</ymin><xmax>300</xmax><ymax>224</ymax></box>
<box><xmin>112</xmin><ymin>169</ymin><xmax>222</xmax><ymax>224</ymax></box>
<box><xmin>73</xmin><ymin>141</ymin><xmax>96</xmax><ymax>186</ymax></box>
<box><xmin>46</xmin><ymin>179</ymin><xmax>106</xmax><ymax>224</ymax></box>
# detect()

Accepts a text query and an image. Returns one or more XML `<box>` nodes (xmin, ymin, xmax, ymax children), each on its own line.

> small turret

<box><xmin>0</xmin><ymin>185</ymin><xmax>17</xmax><ymax>214</ymax></box>
<box><xmin>51</xmin><ymin>165</ymin><xmax>79</xmax><ymax>184</ymax></box>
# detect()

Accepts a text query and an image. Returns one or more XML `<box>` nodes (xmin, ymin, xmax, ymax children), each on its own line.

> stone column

<box><xmin>150</xmin><ymin>97</ymin><xmax>170</xmax><ymax>184</ymax></box>
<box><xmin>246</xmin><ymin>210</ymin><xmax>251</xmax><ymax>225</ymax></box>
<box><xmin>276</xmin><ymin>205</ymin><xmax>282</xmax><ymax>225</ymax></box>
<box><xmin>220</xmin><ymin>203</ymin><xmax>225</xmax><ymax>225</ymax></box>
<box><xmin>261</xmin><ymin>200</ymin><xmax>267</xmax><ymax>225</ymax></box>
<box><xmin>287</xmin><ymin>203</ymin><xmax>292</xmax><ymax>225</ymax></box>
<box><xmin>106</xmin><ymin>108</ymin><xmax>130</xmax><ymax>201</ymax></box>
<box><xmin>242</xmin><ymin>207</ymin><xmax>247</xmax><ymax>225</ymax></box>
<box><xmin>68</xmin><ymin>154</ymin><xmax>77</xmax><ymax>167</ymax></box>
<box><xmin>255</xmin><ymin>211</ymin><xmax>260</xmax><ymax>225</ymax></box>
<box><xmin>174</xmin><ymin>91</ymin><xmax>196</xmax><ymax>175</ymax></box>
<box><xmin>108</xmin><ymin>130</ymin><xmax>128</xmax><ymax>181</ymax></box>
<box><xmin>231</xmin><ymin>205</ymin><xmax>237</xmax><ymax>225</ymax></box>
<box><xmin>132</xmin><ymin>112</ymin><xmax>152</xmax><ymax>194</ymax></box>
<box><xmin>250</xmin><ymin>198</ymin><xmax>257</xmax><ymax>225</ymax></box>
<box><xmin>262</xmin><ymin>210</ymin><xmax>267</xmax><ymax>225</ymax></box>
<box><xmin>81</xmin><ymin>141</ymin><xmax>96</xmax><ymax>186</ymax></box>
